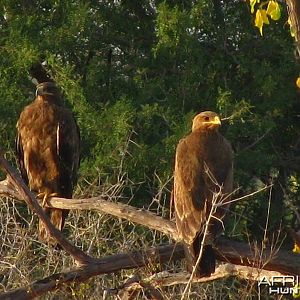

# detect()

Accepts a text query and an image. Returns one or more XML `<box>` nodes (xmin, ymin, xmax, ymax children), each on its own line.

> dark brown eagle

<box><xmin>174</xmin><ymin>111</ymin><xmax>233</xmax><ymax>277</ymax></box>
<box><xmin>16</xmin><ymin>81</ymin><xmax>80</xmax><ymax>246</ymax></box>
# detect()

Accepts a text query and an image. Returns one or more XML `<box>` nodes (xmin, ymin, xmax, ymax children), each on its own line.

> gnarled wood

<box><xmin>0</xmin><ymin>179</ymin><xmax>178</xmax><ymax>240</ymax></box>
<box><xmin>1</xmin><ymin>241</ymin><xmax>299</xmax><ymax>300</ymax></box>
<box><xmin>106</xmin><ymin>266</ymin><xmax>290</xmax><ymax>299</ymax></box>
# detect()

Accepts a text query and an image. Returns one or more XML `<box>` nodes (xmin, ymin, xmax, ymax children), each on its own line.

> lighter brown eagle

<box><xmin>174</xmin><ymin>111</ymin><xmax>233</xmax><ymax>277</ymax></box>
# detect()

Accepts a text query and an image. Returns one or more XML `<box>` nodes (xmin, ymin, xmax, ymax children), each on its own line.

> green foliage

<box><xmin>83</xmin><ymin>97</ymin><xmax>136</xmax><ymax>177</ymax></box>
<box><xmin>155</xmin><ymin>3</ymin><xmax>190</xmax><ymax>53</ymax></box>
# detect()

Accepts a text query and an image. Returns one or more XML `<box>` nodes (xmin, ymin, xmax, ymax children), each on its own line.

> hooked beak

<box><xmin>205</xmin><ymin>116</ymin><xmax>221</xmax><ymax>126</ymax></box>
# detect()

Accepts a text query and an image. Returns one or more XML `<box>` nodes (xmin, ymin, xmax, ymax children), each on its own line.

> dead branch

<box><xmin>215</xmin><ymin>238</ymin><xmax>300</xmax><ymax>275</ymax></box>
<box><xmin>144</xmin><ymin>265</ymin><xmax>286</xmax><ymax>286</ymax></box>
<box><xmin>0</xmin><ymin>178</ymin><xmax>178</xmax><ymax>240</ymax></box>
<box><xmin>106</xmin><ymin>265</ymin><xmax>289</xmax><ymax>299</ymax></box>
<box><xmin>0</xmin><ymin>153</ymin><xmax>95</xmax><ymax>266</ymax></box>
<box><xmin>0</xmin><ymin>244</ymin><xmax>183</xmax><ymax>300</ymax></box>
<box><xmin>238</xmin><ymin>128</ymin><xmax>272</xmax><ymax>154</ymax></box>
<box><xmin>1</xmin><ymin>241</ymin><xmax>299</xmax><ymax>300</ymax></box>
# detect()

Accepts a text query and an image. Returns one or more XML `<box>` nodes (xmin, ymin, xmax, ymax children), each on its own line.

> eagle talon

<box><xmin>37</xmin><ymin>192</ymin><xmax>58</xmax><ymax>207</ymax></box>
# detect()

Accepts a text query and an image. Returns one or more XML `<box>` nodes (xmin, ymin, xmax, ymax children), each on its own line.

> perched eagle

<box><xmin>16</xmin><ymin>82</ymin><xmax>80</xmax><ymax>246</ymax></box>
<box><xmin>174</xmin><ymin>111</ymin><xmax>233</xmax><ymax>277</ymax></box>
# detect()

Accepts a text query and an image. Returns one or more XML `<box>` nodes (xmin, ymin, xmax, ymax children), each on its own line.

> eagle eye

<box><xmin>204</xmin><ymin>116</ymin><xmax>209</xmax><ymax>121</ymax></box>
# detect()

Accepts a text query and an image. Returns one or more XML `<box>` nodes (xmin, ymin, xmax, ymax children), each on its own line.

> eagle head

<box><xmin>192</xmin><ymin>111</ymin><xmax>221</xmax><ymax>132</ymax></box>
<box><xmin>36</xmin><ymin>82</ymin><xmax>60</xmax><ymax>97</ymax></box>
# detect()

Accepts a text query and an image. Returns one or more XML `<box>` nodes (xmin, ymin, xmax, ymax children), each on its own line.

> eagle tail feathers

<box><xmin>183</xmin><ymin>241</ymin><xmax>216</xmax><ymax>278</ymax></box>
<box><xmin>198</xmin><ymin>244</ymin><xmax>216</xmax><ymax>276</ymax></box>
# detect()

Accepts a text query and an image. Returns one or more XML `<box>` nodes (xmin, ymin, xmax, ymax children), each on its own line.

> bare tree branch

<box><xmin>215</xmin><ymin>238</ymin><xmax>300</xmax><ymax>275</ymax></box>
<box><xmin>238</xmin><ymin>128</ymin><xmax>272</xmax><ymax>154</ymax></box>
<box><xmin>106</xmin><ymin>274</ymin><xmax>164</xmax><ymax>300</ymax></box>
<box><xmin>0</xmin><ymin>179</ymin><xmax>178</xmax><ymax>240</ymax></box>
<box><xmin>0</xmin><ymin>244</ymin><xmax>183</xmax><ymax>300</ymax></box>
<box><xmin>1</xmin><ymin>241</ymin><xmax>299</xmax><ymax>300</ymax></box>
<box><xmin>106</xmin><ymin>265</ymin><xmax>290</xmax><ymax>299</ymax></box>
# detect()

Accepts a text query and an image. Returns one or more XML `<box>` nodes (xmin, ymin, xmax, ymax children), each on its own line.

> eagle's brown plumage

<box><xmin>174</xmin><ymin>111</ymin><xmax>233</xmax><ymax>277</ymax></box>
<box><xmin>16</xmin><ymin>82</ymin><xmax>80</xmax><ymax>246</ymax></box>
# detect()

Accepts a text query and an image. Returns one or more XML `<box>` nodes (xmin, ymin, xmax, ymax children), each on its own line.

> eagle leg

<box><xmin>37</xmin><ymin>192</ymin><xmax>58</xmax><ymax>207</ymax></box>
<box><xmin>36</xmin><ymin>192</ymin><xmax>65</xmax><ymax>247</ymax></box>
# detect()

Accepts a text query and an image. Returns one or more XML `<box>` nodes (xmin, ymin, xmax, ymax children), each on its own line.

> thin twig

<box><xmin>238</xmin><ymin>128</ymin><xmax>272</xmax><ymax>154</ymax></box>
<box><xmin>221</xmin><ymin>184</ymin><xmax>272</xmax><ymax>206</ymax></box>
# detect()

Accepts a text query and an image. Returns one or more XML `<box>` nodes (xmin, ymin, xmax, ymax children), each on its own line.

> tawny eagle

<box><xmin>174</xmin><ymin>111</ymin><xmax>233</xmax><ymax>277</ymax></box>
<box><xmin>16</xmin><ymin>82</ymin><xmax>80</xmax><ymax>246</ymax></box>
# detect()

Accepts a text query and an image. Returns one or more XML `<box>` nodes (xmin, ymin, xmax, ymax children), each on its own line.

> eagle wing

<box><xmin>57</xmin><ymin>111</ymin><xmax>80</xmax><ymax>198</ymax></box>
<box><xmin>174</xmin><ymin>137</ymin><xmax>207</xmax><ymax>245</ymax></box>
<box><xmin>15</xmin><ymin>132</ymin><xmax>29</xmax><ymax>185</ymax></box>
<box><xmin>43</xmin><ymin>109</ymin><xmax>80</xmax><ymax>240</ymax></box>
<box><xmin>209</xmin><ymin>138</ymin><xmax>233</xmax><ymax>238</ymax></box>
<box><xmin>174</xmin><ymin>133</ymin><xmax>233</xmax><ymax>277</ymax></box>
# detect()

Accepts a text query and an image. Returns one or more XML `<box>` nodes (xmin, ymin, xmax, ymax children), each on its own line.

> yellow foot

<box><xmin>37</xmin><ymin>192</ymin><xmax>58</xmax><ymax>207</ymax></box>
